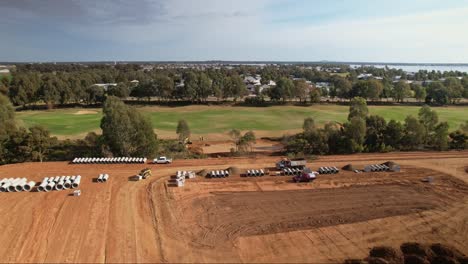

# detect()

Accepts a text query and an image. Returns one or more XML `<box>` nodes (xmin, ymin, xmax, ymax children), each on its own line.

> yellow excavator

<box><xmin>138</xmin><ymin>168</ymin><xmax>152</xmax><ymax>179</ymax></box>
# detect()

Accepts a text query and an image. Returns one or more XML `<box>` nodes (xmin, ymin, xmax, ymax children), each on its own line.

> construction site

<box><xmin>0</xmin><ymin>151</ymin><xmax>467</xmax><ymax>263</ymax></box>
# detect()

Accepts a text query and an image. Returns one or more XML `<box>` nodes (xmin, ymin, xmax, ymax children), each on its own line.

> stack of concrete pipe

<box><xmin>246</xmin><ymin>169</ymin><xmax>265</xmax><ymax>177</ymax></box>
<box><xmin>364</xmin><ymin>164</ymin><xmax>390</xmax><ymax>172</ymax></box>
<box><xmin>72</xmin><ymin>157</ymin><xmax>147</xmax><ymax>164</ymax></box>
<box><xmin>176</xmin><ymin>171</ymin><xmax>196</xmax><ymax>179</ymax></box>
<box><xmin>36</xmin><ymin>175</ymin><xmax>81</xmax><ymax>192</ymax></box>
<box><xmin>97</xmin><ymin>174</ymin><xmax>110</xmax><ymax>183</ymax></box>
<box><xmin>282</xmin><ymin>168</ymin><xmax>302</xmax><ymax>176</ymax></box>
<box><xmin>0</xmin><ymin>178</ymin><xmax>36</xmax><ymax>192</ymax></box>
<box><xmin>318</xmin><ymin>166</ymin><xmax>340</xmax><ymax>174</ymax></box>
<box><xmin>209</xmin><ymin>170</ymin><xmax>230</xmax><ymax>178</ymax></box>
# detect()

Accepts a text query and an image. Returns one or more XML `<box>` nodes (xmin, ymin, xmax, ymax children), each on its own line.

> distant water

<box><xmin>350</xmin><ymin>64</ymin><xmax>468</xmax><ymax>73</ymax></box>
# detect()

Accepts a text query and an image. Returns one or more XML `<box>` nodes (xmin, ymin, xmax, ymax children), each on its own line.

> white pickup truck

<box><xmin>153</xmin><ymin>156</ymin><xmax>173</xmax><ymax>164</ymax></box>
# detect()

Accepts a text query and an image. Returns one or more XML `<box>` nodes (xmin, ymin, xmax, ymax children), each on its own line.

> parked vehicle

<box><xmin>293</xmin><ymin>168</ymin><xmax>317</xmax><ymax>182</ymax></box>
<box><xmin>153</xmin><ymin>156</ymin><xmax>172</xmax><ymax>164</ymax></box>
<box><xmin>276</xmin><ymin>158</ymin><xmax>307</xmax><ymax>169</ymax></box>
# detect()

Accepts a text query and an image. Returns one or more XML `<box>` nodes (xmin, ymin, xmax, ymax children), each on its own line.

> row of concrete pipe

<box><xmin>318</xmin><ymin>166</ymin><xmax>340</xmax><ymax>174</ymax></box>
<box><xmin>37</xmin><ymin>175</ymin><xmax>81</xmax><ymax>192</ymax></box>
<box><xmin>97</xmin><ymin>174</ymin><xmax>109</xmax><ymax>183</ymax></box>
<box><xmin>72</xmin><ymin>157</ymin><xmax>147</xmax><ymax>164</ymax></box>
<box><xmin>0</xmin><ymin>178</ymin><xmax>36</xmax><ymax>192</ymax></box>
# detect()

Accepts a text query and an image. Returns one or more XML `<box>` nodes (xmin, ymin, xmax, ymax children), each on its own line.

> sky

<box><xmin>1</xmin><ymin>0</ymin><xmax>468</xmax><ymax>63</ymax></box>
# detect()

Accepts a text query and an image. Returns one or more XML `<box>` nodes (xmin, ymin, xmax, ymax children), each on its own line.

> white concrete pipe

<box><xmin>59</xmin><ymin>176</ymin><xmax>66</xmax><ymax>182</ymax></box>
<box><xmin>102</xmin><ymin>174</ymin><xmax>109</xmax><ymax>182</ymax></box>
<box><xmin>70</xmin><ymin>175</ymin><xmax>76</xmax><ymax>181</ymax></box>
<box><xmin>45</xmin><ymin>181</ymin><xmax>55</xmax><ymax>192</ymax></box>
<box><xmin>64</xmin><ymin>180</ymin><xmax>72</xmax><ymax>189</ymax></box>
<box><xmin>53</xmin><ymin>176</ymin><xmax>60</xmax><ymax>182</ymax></box>
<box><xmin>38</xmin><ymin>180</ymin><xmax>49</xmax><ymax>192</ymax></box>
<box><xmin>8</xmin><ymin>178</ymin><xmax>23</xmax><ymax>192</ymax></box>
<box><xmin>23</xmin><ymin>181</ymin><xmax>36</xmax><ymax>192</ymax></box>
<box><xmin>55</xmin><ymin>181</ymin><xmax>64</xmax><ymax>191</ymax></box>
<box><xmin>65</xmin><ymin>176</ymin><xmax>71</xmax><ymax>181</ymax></box>
<box><xmin>0</xmin><ymin>181</ymin><xmax>12</xmax><ymax>192</ymax></box>
<box><xmin>97</xmin><ymin>174</ymin><xmax>104</xmax><ymax>183</ymax></box>
<box><xmin>72</xmin><ymin>175</ymin><xmax>81</xmax><ymax>188</ymax></box>
<box><xmin>15</xmin><ymin>178</ymin><xmax>28</xmax><ymax>192</ymax></box>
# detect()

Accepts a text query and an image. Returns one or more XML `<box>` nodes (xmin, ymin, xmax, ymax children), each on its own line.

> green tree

<box><xmin>344</xmin><ymin>117</ymin><xmax>366</xmax><ymax>153</ymax></box>
<box><xmin>426</xmin><ymin>82</ymin><xmax>449</xmax><ymax>105</ymax></box>
<box><xmin>270</xmin><ymin>77</ymin><xmax>294</xmax><ymax>102</ymax></box>
<box><xmin>348</xmin><ymin>97</ymin><xmax>368</xmax><ymax>120</ymax></box>
<box><xmin>411</xmin><ymin>84</ymin><xmax>426</xmax><ymax>102</ymax></box>
<box><xmin>228</xmin><ymin>129</ymin><xmax>241</xmax><ymax>152</ymax></box>
<box><xmin>449</xmin><ymin>130</ymin><xmax>467</xmax><ymax>149</ymax></box>
<box><xmin>27</xmin><ymin>125</ymin><xmax>55</xmax><ymax>162</ymax></box>
<box><xmin>239</xmin><ymin>130</ymin><xmax>256</xmax><ymax>153</ymax></box>
<box><xmin>108</xmin><ymin>82</ymin><xmax>130</xmax><ymax>98</ymax></box>
<box><xmin>384</xmin><ymin>120</ymin><xmax>404</xmax><ymax>149</ymax></box>
<box><xmin>293</xmin><ymin>80</ymin><xmax>309</xmax><ymax>102</ymax></box>
<box><xmin>432</xmin><ymin>122</ymin><xmax>449</xmax><ymax>150</ymax></box>
<box><xmin>402</xmin><ymin>115</ymin><xmax>425</xmax><ymax>150</ymax></box>
<box><xmin>365</xmin><ymin>115</ymin><xmax>387</xmax><ymax>152</ymax></box>
<box><xmin>303</xmin><ymin>117</ymin><xmax>316</xmax><ymax>135</ymax></box>
<box><xmin>332</xmin><ymin>76</ymin><xmax>352</xmax><ymax>99</ymax></box>
<box><xmin>176</xmin><ymin>119</ymin><xmax>191</xmax><ymax>142</ymax></box>
<box><xmin>101</xmin><ymin>96</ymin><xmax>158</xmax><ymax>157</ymax></box>
<box><xmin>393</xmin><ymin>81</ymin><xmax>411</xmax><ymax>102</ymax></box>
<box><xmin>309</xmin><ymin>88</ymin><xmax>321</xmax><ymax>103</ymax></box>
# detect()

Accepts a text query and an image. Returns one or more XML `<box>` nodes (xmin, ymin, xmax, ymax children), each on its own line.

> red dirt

<box><xmin>0</xmin><ymin>151</ymin><xmax>467</xmax><ymax>263</ymax></box>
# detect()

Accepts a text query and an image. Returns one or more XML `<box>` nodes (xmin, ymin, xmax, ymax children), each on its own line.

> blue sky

<box><xmin>1</xmin><ymin>0</ymin><xmax>468</xmax><ymax>62</ymax></box>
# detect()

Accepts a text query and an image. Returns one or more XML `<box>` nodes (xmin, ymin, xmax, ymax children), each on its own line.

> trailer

<box><xmin>276</xmin><ymin>158</ymin><xmax>307</xmax><ymax>170</ymax></box>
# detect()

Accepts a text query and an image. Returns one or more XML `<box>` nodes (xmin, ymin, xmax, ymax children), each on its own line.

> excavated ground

<box><xmin>0</xmin><ymin>151</ymin><xmax>467</xmax><ymax>263</ymax></box>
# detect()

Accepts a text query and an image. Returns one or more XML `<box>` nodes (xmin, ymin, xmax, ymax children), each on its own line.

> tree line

<box><xmin>2</xmin><ymin>64</ymin><xmax>468</xmax><ymax>109</ymax></box>
<box><xmin>285</xmin><ymin>98</ymin><xmax>468</xmax><ymax>156</ymax></box>
<box><xmin>0</xmin><ymin>94</ymin><xmax>196</xmax><ymax>165</ymax></box>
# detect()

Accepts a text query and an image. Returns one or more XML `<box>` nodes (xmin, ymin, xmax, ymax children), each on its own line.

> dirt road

<box><xmin>0</xmin><ymin>151</ymin><xmax>467</xmax><ymax>263</ymax></box>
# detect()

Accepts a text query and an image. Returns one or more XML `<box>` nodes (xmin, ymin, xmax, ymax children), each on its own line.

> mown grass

<box><xmin>16</xmin><ymin>105</ymin><xmax>468</xmax><ymax>138</ymax></box>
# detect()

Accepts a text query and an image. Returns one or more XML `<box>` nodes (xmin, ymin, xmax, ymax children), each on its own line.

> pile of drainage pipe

<box><xmin>97</xmin><ymin>174</ymin><xmax>110</xmax><ymax>183</ymax></box>
<box><xmin>318</xmin><ymin>166</ymin><xmax>340</xmax><ymax>174</ymax></box>
<box><xmin>72</xmin><ymin>157</ymin><xmax>147</xmax><ymax>164</ymax></box>
<box><xmin>37</xmin><ymin>175</ymin><xmax>81</xmax><ymax>192</ymax></box>
<box><xmin>282</xmin><ymin>168</ymin><xmax>302</xmax><ymax>176</ymax></box>
<box><xmin>363</xmin><ymin>164</ymin><xmax>390</xmax><ymax>172</ymax></box>
<box><xmin>209</xmin><ymin>170</ymin><xmax>230</xmax><ymax>178</ymax></box>
<box><xmin>174</xmin><ymin>171</ymin><xmax>195</xmax><ymax>187</ymax></box>
<box><xmin>0</xmin><ymin>178</ymin><xmax>36</xmax><ymax>192</ymax></box>
<box><xmin>245</xmin><ymin>169</ymin><xmax>265</xmax><ymax>177</ymax></box>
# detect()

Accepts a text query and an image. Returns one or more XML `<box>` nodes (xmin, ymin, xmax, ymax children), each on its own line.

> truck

<box><xmin>276</xmin><ymin>158</ymin><xmax>307</xmax><ymax>170</ymax></box>
<box><xmin>293</xmin><ymin>168</ymin><xmax>317</xmax><ymax>182</ymax></box>
<box><xmin>153</xmin><ymin>156</ymin><xmax>172</xmax><ymax>164</ymax></box>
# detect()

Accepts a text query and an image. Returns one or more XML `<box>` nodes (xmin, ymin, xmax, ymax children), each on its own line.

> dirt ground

<box><xmin>0</xmin><ymin>151</ymin><xmax>467</xmax><ymax>263</ymax></box>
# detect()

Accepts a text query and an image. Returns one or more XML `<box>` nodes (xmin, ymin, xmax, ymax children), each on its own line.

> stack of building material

<box><xmin>0</xmin><ymin>178</ymin><xmax>36</xmax><ymax>192</ymax></box>
<box><xmin>97</xmin><ymin>174</ymin><xmax>110</xmax><ymax>183</ymax></box>
<box><xmin>282</xmin><ymin>168</ymin><xmax>302</xmax><ymax>176</ymax></box>
<box><xmin>318</xmin><ymin>166</ymin><xmax>340</xmax><ymax>174</ymax></box>
<box><xmin>72</xmin><ymin>157</ymin><xmax>147</xmax><ymax>164</ymax></box>
<box><xmin>36</xmin><ymin>175</ymin><xmax>81</xmax><ymax>192</ymax></box>
<box><xmin>246</xmin><ymin>169</ymin><xmax>265</xmax><ymax>177</ymax></box>
<box><xmin>209</xmin><ymin>170</ymin><xmax>230</xmax><ymax>178</ymax></box>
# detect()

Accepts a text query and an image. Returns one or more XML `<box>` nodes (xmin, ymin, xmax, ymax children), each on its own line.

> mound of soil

<box><xmin>369</xmin><ymin>246</ymin><xmax>403</xmax><ymax>264</ymax></box>
<box><xmin>404</xmin><ymin>254</ymin><xmax>429</xmax><ymax>264</ymax></box>
<box><xmin>368</xmin><ymin>257</ymin><xmax>390</xmax><ymax>264</ymax></box>
<box><xmin>342</xmin><ymin>164</ymin><xmax>356</xmax><ymax>171</ymax></box>
<box><xmin>400</xmin><ymin>242</ymin><xmax>434</xmax><ymax>259</ymax></box>
<box><xmin>465</xmin><ymin>167</ymin><xmax>468</xmax><ymax>173</ymax></box>
<box><xmin>196</xmin><ymin>169</ymin><xmax>208</xmax><ymax>177</ymax></box>
<box><xmin>227</xmin><ymin>166</ymin><xmax>240</xmax><ymax>174</ymax></box>
<box><xmin>430</xmin><ymin>244</ymin><xmax>465</xmax><ymax>259</ymax></box>
<box><xmin>431</xmin><ymin>256</ymin><xmax>459</xmax><ymax>264</ymax></box>
<box><xmin>383</xmin><ymin>161</ymin><xmax>398</xmax><ymax>167</ymax></box>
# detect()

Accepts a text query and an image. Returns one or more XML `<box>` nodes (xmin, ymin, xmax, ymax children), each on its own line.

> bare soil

<box><xmin>0</xmin><ymin>151</ymin><xmax>467</xmax><ymax>263</ymax></box>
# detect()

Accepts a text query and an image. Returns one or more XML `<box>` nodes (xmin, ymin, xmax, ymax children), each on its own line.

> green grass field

<box><xmin>16</xmin><ymin>105</ymin><xmax>468</xmax><ymax>138</ymax></box>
